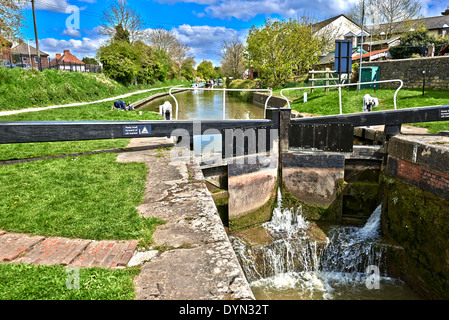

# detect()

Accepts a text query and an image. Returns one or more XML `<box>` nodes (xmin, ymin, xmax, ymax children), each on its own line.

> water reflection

<box><xmin>137</xmin><ymin>89</ymin><xmax>264</xmax><ymax>120</ymax></box>
<box><xmin>137</xmin><ymin>89</ymin><xmax>265</xmax><ymax>158</ymax></box>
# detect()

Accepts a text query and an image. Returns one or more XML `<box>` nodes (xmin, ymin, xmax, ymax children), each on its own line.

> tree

<box><xmin>389</xmin><ymin>25</ymin><xmax>449</xmax><ymax>59</ymax></box>
<box><xmin>113</xmin><ymin>23</ymin><xmax>130</xmax><ymax>43</ymax></box>
<box><xmin>377</xmin><ymin>0</ymin><xmax>422</xmax><ymax>37</ymax></box>
<box><xmin>0</xmin><ymin>0</ymin><xmax>26</xmax><ymax>47</ymax></box>
<box><xmin>219</xmin><ymin>36</ymin><xmax>246</xmax><ymax>79</ymax></box>
<box><xmin>196</xmin><ymin>60</ymin><xmax>216</xmax><ymax>80</ymax></box>
<box><xmin>349</xmin><ymin>0</ymin><xmax>423</xmax><ymax>38</ymax></box>
<box><xmin>82</xmin><ymin>57</ymin><xmax>99</xmax><ymax>65</ymax></box>
<box><xmin>99</xmin><ymin>0</ymin><xmax>145</xmax><ymax>43</ymax></box>
<box><xmin>181</xmin><ymin>56</ymin><xmax>196</xmax><ymax>81</ymax></box>
<box><xmin>245</xmin><ymin>18</ymin><xmax>324</xmax><ymax>87</ymax></box>
<box><xmin>97</xmin><ymin>40</ymin><xmax>143</xmax><ymax>84</ymax></box>
<box><xmin>145</xmin><ymin>29</ymin><xmax>189</xmax><ymax>76</ymax></box>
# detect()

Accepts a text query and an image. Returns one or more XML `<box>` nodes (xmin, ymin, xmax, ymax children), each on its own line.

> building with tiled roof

<box><xmin>367</xmin><ymin>6</ymin><xmax>449</xmax><ymax>38</ymax></box>
<box><xmin>49</xmin><ymin>49</ymin><xmax>86</xmax><ymax>72</ymax></box>
<box><xmin>50</xmin><ymin>50</ymin><xmax>85</xmax><ymax>66</ymax></box>
<box><xmin>2</xmin><ymin>42</ymin><xmax>50</xmax><ymax>69</ymax></box>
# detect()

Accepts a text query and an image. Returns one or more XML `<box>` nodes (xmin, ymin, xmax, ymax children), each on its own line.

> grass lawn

<box><xmin>0</xmin><ymin>263</ymin><xmax>140</xmax><ymax>300</ymax></box>
<box><xmin>0</xmin><ymin>76</ymin><xmax>185</xmax><ymax>300</ymax></box>
<box><xmin>0</xmin><ymin>88</ymin><xmax>167</xmax><ymax>161</ymax></box>
<box><xmin>279</xmin><ymin>87</ymin><xmax>449</xmax><ymax>133</ymax></box>
<box><xmin>0</xmin><ymin>152</ymin><xmax>162</xmax><ymax>245</ymax></box>
<box><xmin>0</xmin><ymin>67</ymin><xmax>188</xmax><ymax>111</ymax></box>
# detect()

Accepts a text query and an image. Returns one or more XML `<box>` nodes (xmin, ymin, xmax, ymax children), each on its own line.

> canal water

<box><xmin>233</xmin><ymin>190</ymin><xmax>422</xmax><ymax>300</ymax></box>
<box><xmin>137</xmin><ymin>89</ymin><xmax>264</xmax><ymax>120</ymax></box>
<box><xmin>138</xmin><ymin>89</ymin><xmax>265</xmax><ymax>158</ymax></box>
<box><xmin>138</xmin><ymin>89</ymin><xmax>422</xmax><ymax>300</ymax></box>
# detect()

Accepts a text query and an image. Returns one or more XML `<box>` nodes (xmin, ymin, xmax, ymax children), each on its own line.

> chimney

<box><xmin>63</xmin><ymin>49</ymin><xmax>70</xmax><ymax>54</ymax></box>
<box><xmin>56</xmin><ymin>53</ymin><xmax>61</xmax><ymax>59</ymax></box>
<box><xmin>442</xmin><ymin>6</ymin><xmax>449</xmax><ymax>16</ymax></box>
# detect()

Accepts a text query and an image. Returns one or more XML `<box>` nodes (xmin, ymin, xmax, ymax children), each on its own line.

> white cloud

<box><xmin>61</xmin><ymin>28</ymin><xmax>82</xmax><ymax>37</ymax></box>
<box><xmin>34</xmin><ymin>36</ymin><xmax>107</xmax><ymax>59</ymax></box>
<box><xmin>170</xmin><ymin>24</ymin><xmax>243</xmax><ymax>66</ymax></box>
<box><xmin>199</xmin><ymin>0</ymin><xmax>359</xmax><ymax>21</ymax></box>
<box><xmin>155</xmin><ymin>0</ymin><xmax>359</xmax><ymax>21</ymax></box>
<box><xmin>33</xmin><ymin>0</ymin><xmax>70</xmax><ymax>13</ymax></box>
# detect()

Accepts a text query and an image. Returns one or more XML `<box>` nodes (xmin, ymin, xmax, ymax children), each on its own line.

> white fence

<box><xmin>280</xmin><ymin>79</ymin><xmax>404</xmax><ymax>115</ymax></box>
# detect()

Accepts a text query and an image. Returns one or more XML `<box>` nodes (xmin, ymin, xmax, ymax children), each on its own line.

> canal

<box><xmin>138</xmin><ymin>89</ymin><xmax>422</xmax><ymax>300</ymax></box>
<box><xmin>137</xmin><ymin>89</ymin><xmax>264</xmax><ymax>120</ymax></box>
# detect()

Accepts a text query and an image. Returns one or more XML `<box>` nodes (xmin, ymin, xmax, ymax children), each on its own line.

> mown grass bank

<box><xmin>0</xmin><ymin>88</ymin><xmax>169</xmax><ymax>161</ymax></box>
<box><xmin>0</xmin><ymin>67</ymin><xmax>188</xmax><ymax>111</ymax></box>
<box><xmin>278</xmin><ymin>86</ymin><xmax>449</xmax><ymax>133</ymax></box>
<box><xmin>0</xmin><ymin>263</ymin><xmax>140</xmax><ymax>300</ymax></box>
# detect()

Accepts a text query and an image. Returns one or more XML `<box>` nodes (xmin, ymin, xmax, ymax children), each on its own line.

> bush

<box><xmin>228</xmin><ymin>79</ymin><xmax>257</xmax><ymax>102</ymax></box>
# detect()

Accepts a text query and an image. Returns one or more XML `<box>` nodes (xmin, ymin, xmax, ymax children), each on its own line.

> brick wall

<box><xmin>363</xmin><ymin>55</ymin><xmax>449</xmax><ymax>89</ymax></box>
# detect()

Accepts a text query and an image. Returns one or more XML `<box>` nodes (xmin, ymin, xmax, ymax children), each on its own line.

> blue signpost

<box><xmin>334</xmin><ymin>39</ymin><xmax>353</xmax><ymax>84</ymax></box>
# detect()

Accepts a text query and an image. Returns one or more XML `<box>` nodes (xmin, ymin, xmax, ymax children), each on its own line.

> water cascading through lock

<box><xmin>232</xmin><ymin>188</ymin><xmax>418</xmax><ymax>300</ymax></box>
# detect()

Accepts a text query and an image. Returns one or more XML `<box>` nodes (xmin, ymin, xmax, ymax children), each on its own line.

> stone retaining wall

<box><xmin>363</xmin><ymin>56</ymin><xmax>449</xmax><ymax>89</ymax></box>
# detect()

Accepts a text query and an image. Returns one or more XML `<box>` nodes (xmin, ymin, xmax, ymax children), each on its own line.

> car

<box><xmin>0</xmin><ymin>60</ymin><xmax>13</xmax><ymax>68</ymax></box>
<box><xmin>13</xmin><ymin>62</ymin><xmax>32</xmax><ymax>70</ymax></box>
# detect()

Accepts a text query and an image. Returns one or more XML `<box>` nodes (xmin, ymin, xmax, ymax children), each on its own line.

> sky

<box><xmin>18</xmin><ymin>0</ymin><xmax>449</xmax><ymax>66</ymax></box>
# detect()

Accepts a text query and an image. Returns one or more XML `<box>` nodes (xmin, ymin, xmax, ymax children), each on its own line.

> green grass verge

<box><xmin>0</xmin><ymin>88</ymin><xmax>168</xmax><ymax>161</ymax></box>
<box><xmin>0</xmin><ymin>263</ymin><xmax>139</xmax><ymax>300</ymax></box>
<box><xmin>280</xmin><ymin>87</ymin><xmax>449</xmax><ymax>133</ymax></box>
<box><xmin>0</xmin><ymin>67</ymin><xmax>188</xmax><ymax>111</ymax></box>
<box><xmin>0</xmin><ymin>153</ymin><xmax>163</xmax><ymax>246</ymax></box>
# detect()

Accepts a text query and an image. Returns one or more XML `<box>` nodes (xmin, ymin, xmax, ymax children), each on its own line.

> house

<box><xmin>312</xmin><ymin>14</ymin><xmax>370</xmax><ymax>54</ymax></box>
<box><xmin>367</xmin><ymin>6</ymin><xmax>449</xmax><ymax>38</ymax></box>
<box><xmin>3</xmin><ymin>41</ymin><xmax>50</xmax><ymax>69</ymax></box>
<box><xmin>352</xmin><ymin>48</ymin><xmax>391</xmax><ymax>62</ymax></box>
<box><xmin>50</xmin><ymin>49</ymin><xmax>85</xmax><ymax>71</ymax></box>
<box><xmin>362</xmin><ymin>37</ymin><xmax>401</xmax><ymax>52</ymax></box>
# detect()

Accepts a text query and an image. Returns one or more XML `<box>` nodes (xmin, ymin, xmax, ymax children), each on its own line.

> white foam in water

<box><xmin>263</xmin><ymin>188</ymin><xmax>309</xmax><ymax>237</ymax></box>
<box><xmin>358</xmin><ymin>204</ymin><xmax>382</xmax><ymax>240</ymax></box>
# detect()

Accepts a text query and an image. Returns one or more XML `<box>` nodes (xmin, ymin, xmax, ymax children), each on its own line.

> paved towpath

<box><xmin>0</xmin><ymin>85</ymin><xmax>181</xmax><ymax>117</ymax></box>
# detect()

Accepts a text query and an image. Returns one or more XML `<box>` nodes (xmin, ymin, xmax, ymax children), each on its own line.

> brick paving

<box><xmin>0</xmin><ymin>231</ymin><xmax>138</xmax><ymax>269</ymax></box>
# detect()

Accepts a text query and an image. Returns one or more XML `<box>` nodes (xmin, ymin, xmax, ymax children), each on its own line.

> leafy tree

<box><xmin>82</xmin><ymin>57</ymin><xmax>99</xmax><ymax>65</ymax></box>
<box><xmin>97</xmin><ymin>41</ymin><xmax>142</xmax><ymax>84</ymax></box>
<box><xmin>196</xmin><ymin>60</ymin><xmax>216</xmax><ymax>80</ymax></box>
<box><xmin>389</xmin><ymin>26</ymin><xmax>449</xmax><ymax>59</ymax></box>
<box><xmin>114</xmin><ymin>23</ymin><xmax>130</xmax><ymax>43</ymax></box>
<box><xmin>0</xmin><ymin>0</ymin><xmax>26</xmax><ymax>47</ymax></box>
<box><xmin>245</xmin><ymin>18</ymin><xmax>323</xmax><ymax>87</ymax></box>
<box><xmin>181</xmin><ymin>57</ymin><xmax>196</xmax><ymax>81</ymax></box>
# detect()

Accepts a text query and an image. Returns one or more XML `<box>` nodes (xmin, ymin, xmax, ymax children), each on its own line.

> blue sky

<box><xmin>19</xmin><ymin>0</ymin><xmax>449</xmax><ymax>66</ymax></box>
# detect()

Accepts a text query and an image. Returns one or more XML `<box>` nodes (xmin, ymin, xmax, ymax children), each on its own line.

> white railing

<box><xmin>169</xmin><ymin>87</ymin><xmax>273</xmax><ymax>120</ymax></box>
<box><xmin>280</xmin><ymin>79</ymin><xmax>404</xmax><ymax>114</ymax></box>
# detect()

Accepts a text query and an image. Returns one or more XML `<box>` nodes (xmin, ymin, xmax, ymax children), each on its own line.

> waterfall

<box><xmin>231</xmin><ymin>188</ymin><xmax>405</xmax><ymax>299</ymax></box>
<box><xmin>319</xmin><ymin>204</ymin><xmax>385</xmax><ymax>275</ymax></box>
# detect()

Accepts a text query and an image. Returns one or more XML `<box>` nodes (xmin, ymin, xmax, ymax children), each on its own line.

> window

<box><xmin>34</xmin><ymin>56</ymin><xmax>39</xmax><ymax>64</ymax></box>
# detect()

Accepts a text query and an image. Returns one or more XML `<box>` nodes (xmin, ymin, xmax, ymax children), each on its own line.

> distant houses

<box><xmin>1</xmin><ymin>41</ymin><xmax>50</xmax><ymax>69</ymax></box>
<box><xmin>49</xmin><ymin>49</ymin><xmax>86</xmax><ymax>71</ymax></box>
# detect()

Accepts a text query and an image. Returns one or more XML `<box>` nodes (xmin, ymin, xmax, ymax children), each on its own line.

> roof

<box><xmin>440</xmin><ymin>43</ymin><xmax>449</xmax><ymax>55</ymax></box>
<box><xmin>366</xmin><ymin>37</ymin><xmax>401</xmax><ymax>46</ymax></box>
<box><xmin>50</xmin><ymin>50</ymin><xmax>84</xmax><ymax>66</ymax></box>
<box><xmin>368</xmin><ymin>15</ymin><xmax>449</xmax><ymax>34</ymax></box>
<box><xmin>318</xmin><ymin>48</ymin><xmax>366</xmax><ymax>65</ymax></box>
<box><xmin>11</xmin><ymin>43</ymin><xmax>49</xmax><ymax>56</ymax></box>
<box><xmin>352</xmin><ymin>48</ymin><xmax>390</xmax><ymax>60</ymax></box>
<box><xmin>312</xmin><ymin>14</ymin><xmax>345</xmax><ymax>32</ymax></box>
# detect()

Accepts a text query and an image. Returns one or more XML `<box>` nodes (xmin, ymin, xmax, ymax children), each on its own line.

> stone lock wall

<box><xmin>364</xmin><ymin>56</ymin><xmax>449</xmax><ymax>89</ymax></box>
